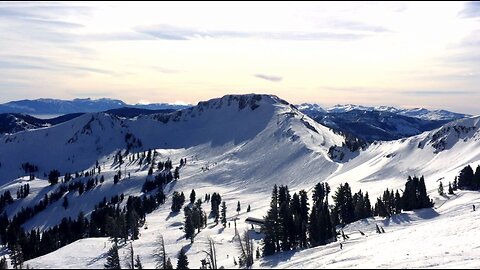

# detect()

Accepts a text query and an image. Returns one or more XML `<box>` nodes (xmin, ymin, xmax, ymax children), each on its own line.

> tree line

<box><xmin>262</xmin><ymin>175</ymin><xmax>434</xmax><ymax>257</ymax></box>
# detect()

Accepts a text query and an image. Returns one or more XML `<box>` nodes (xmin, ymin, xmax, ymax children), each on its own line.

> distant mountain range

<box><xmin>297</xmin><ymin>103</ymin><xmax>470</xmax><ymax>121</ymax></box>
<box><xmin>0</xmin><ymin>108</ymin><xmax>175</xmax><ymax>134</ymax></box>
<box><xmin>0</xmin><ymin>98</ymin><xmax>190</xmax><ymax>115</ymax></box>
<box><xmin>0</xmin><ymin>98</ymin><xmax>472</xmax><ymax>143</ymax></box>
<box><xmin>297</xmin><ymin>103</ymin><xmax>471</xmax><ymax>142</ymax></box>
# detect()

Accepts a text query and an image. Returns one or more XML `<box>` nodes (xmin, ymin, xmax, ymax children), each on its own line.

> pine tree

<box><xmin>438</xmin><ymin>182</ymin><xmax>444</xmax><ymax>196</ymax></box>
<box><xmin>309</xmin><ymin>183</ymin><xmax>335</xmax><ymax>247</ymax></box>
<box><xmin>247</xmin><ymin>205</ymin><xmax>251</xmax><ymax>212</ymax></box>
<box><xmin>176</xmin><ymin>248</ymin><xmax>189</xmax><ymax>269</ymax></box>
<box><xmin>236</xmin><ymin>201</ymin><xmax>241</xmax><ymax>215</ymax></box>
<box><xmin>10</xmin><ymin>243</ymin><xmax>23</xmax><ymax>270</ymax></box>
<box><xmin>458</xmin><ymin>165</ymin><xmax>474</xmax><ymax>189</ymax></box>
<box><xmin>134</xmin><ymin>255</ymin><xmax>143</xmax><ymax>270</ymax></box>
<box><xmin>262</xmin><ymin>185</ymin><xmax>279</xmax><ymax>256</ymax></box>
<box><xmin>221</xmin><ymin>201</ymin><xmax>227</xmax><ymax>228</ymax></box>
<box><xmin>165</xmin><ymin>258</ymin><xmax>173</xmax><ymax>269</ymax></box>
<box><xmin>193</xmin><ymin>199</ymin><xmax>205</xmax><ymax>233</ymax></box>
<box><xmin>375</xmin><ymin>197</ymin><xmax>389</xmax><ymax>217</ymax></box>
<box><xmin>474</xmin><ymin>165</ymin><xmax>480</xmax><ymax>190</ymax></box>
<box><xmin>418</xmin><ymin>176</ymin><xmax>433</xmax><ymax>208</ymax></box>
<box><xmin>278</xmin><ymin>195</ymin><xmax>293</xmax><ymax>251</ymax></box>
<box><xmin>394</xmin><ymin>190</ymin><xmax>402</xmax><ymax>215</ymax></box>
<box><xmin>171</xmin><ymin>191</ymin><xmax>186</xmax><ymax>213</ymax></box>
<box><xmin>48</xmin><ymin>169</ymin><xmax>60</xmax><ymax>185</ymax></box>
<box><xmin>333</xmin><ymin>183</ymin><xmax>355</xmax><ymax>225</ymax></box>
<box><xmin>173</xmin><ymin>167</ymin><xmax>180</xmax><ymax>180</ymax></box>
<box><xmin>0</xmin><ymin>257</ymin><xmax>7</xmax><ymax>270</ymax></box>
<box><xmin>210</xmin><ymin>193</ymin><xmax>222</xmax><ymax>224</ymax></box>
<box><xmin>448</xmin><ymin>182</ymin><xmax>454</xmax><ymax>195</ymax></box>
<box><xmin>104</xmin><ymin>244</ymin><xmax>121</xmax><ymax>269</ymax></box>
<box><xmin>190</xmin><ymin>190</ymin><xmax>196</xmax><ymax>205</ymax></box>
<box><xmin>184</xmin><ymin>208</ymin><xmax>195</xmax><ymax>243</ymax></box>
<box><xmin>298</xmin><ymin>190</ymin><xmax>310</xmax><ymax>248</ymax></box>
<box><xmin>402</xmin><ymin>176</ymin><xmax>434</xmax><ymax>211</ymax></box>
<box><xmin>364</xmin><ymin>192</ymin><xmax>373</xmax><ymax>217</ymax></box>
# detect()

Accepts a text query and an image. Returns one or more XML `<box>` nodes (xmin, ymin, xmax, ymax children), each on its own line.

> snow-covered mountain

<box><xmin>1</xmin><ymin>94</ymin><xmax>480</xmax><ymax>269</ymax></box>
<box><xmin>298</xmin><ymin>103</ymin><xmax>470</xmax><ymax>142</ymax></box>
<box><xmin>0</xmin><ymin>94</ymin><xmax>346</xmax><ymax>186</ymax></box>
<box><xmin>311</xmin><ymin>110</ymin><xmax>451</xmax><ymax>142</ymax></box>
<box><xmin>0</xmin><ymin>113</ymin><xmax>84</xmax><ymax>134</ymax></box>
<box><xmin>0</xmin><ymin>108</ymin><xmax>180</xmax><ymax>135</ymax></box>
<box><xmin>326</xmin><ymin>115</ymin><xmax>480</xmax><ymax>197</ymax></box>
<box><xmin>300</xmin><ymin>103</ymin><xmax>470</xmax><ymax>121</ymax></box>
<box><xmin>0</xmin><ymin>98</ymin><xmax>190</xmax><ymax>115</ymax></box>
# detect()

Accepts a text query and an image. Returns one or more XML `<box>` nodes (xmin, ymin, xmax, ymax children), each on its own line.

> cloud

<box><xmin>83</xmin><ymin>32</ymin><xmax>158</xmax><ymax>41</ymax></box>
<box><xmin>329</xmin><ymin>20</ymin><xmax>390</xmax><ymax>33</ymax></box>
<box><xmin>0</xmin><ymin>2</ymin><xmax>92</xmax><ymax>52</ymax></box>
<box><xmin>458</xmin><ymin>1</ymin><xmax>480</xmax><ymax>18</ymax></box>
<box><xmin>0</xmin><ymin>55</ymin><xmax>118</xmax><ymax>76</ymax></box>
<box><xmin>66</xmin><ymin>90</ymin><xmax>116</xmax><ymax>98</ymax></box>
<box><xmin>254</xmin><ymin>74</ymin><xmax>283</xmax><ymax>82</ymax></box>
<box><xmin>135</xmin><ymin>24</ymin><xmax>367</xmax><ymax>41</ymax></box>
<box><xmin>0</xmin><ymin>3</ymin><xmax>92</xmax><ymax>19</ymax></box>
<box><xmin>320</xmin><ymin>86</ymin><xmax>476</xmax><ymax>97</ymax></box>
<box><xmin>459</xmin><ymin>29</ymin><xmax>480</xmax><ymax>48</ymax></box>
<box><xmin>0</xmin><ymin>3</ymin><xmax>88</xmax><ymax>29</ymax></box>
<box><xmin>0</xmin><ymin>59</ymin><xmax>52</xmax><ymax>70</ymax></box>
<box><xmin>320</xmin><ymin>86</ymin><xmax>387</xmax><ymax>93</ymax></box>
<box><xmin>148</xmin><ymin>66</ymin><xmax>181</xmax><ymax>74</ymax></box>
<box><xmin>401</xmin><ymin>90</ymin><xmax>474</xmax><ymax>96</ymax></box>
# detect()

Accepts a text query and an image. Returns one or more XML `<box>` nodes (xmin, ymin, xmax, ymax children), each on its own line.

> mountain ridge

<box><xmin>0</xmin><ymin>97</ymin><xmax>190</xmax><ymax>115</ymax></box>
<box><xmin>298</xmin><ymin>103</ymin><xmax>470</xmax><ymax>121</ymax></box>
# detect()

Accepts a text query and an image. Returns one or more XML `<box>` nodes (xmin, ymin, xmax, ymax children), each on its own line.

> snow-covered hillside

<box><xmin>0</xmin><ymin>94</ymin><xmax>345</xmax><ymax>188</ymax></box>
<box><xmin>0</xmin><ymin>94</ymin><xmax>479</xmax><ymax>269</ymax></box>
<box><xmin>25</xmin><ymin>190</ymin><xmax>480</xmax><ymax>269</ymax></box>
<box><xmin>327</xmin><ymin>116</ymin><xmax>480</xmax><ymax>197</ymax></box>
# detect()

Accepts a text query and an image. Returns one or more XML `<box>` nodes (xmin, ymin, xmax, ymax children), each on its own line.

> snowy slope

<box><xmin>0</xmin><ymin>94</ymin><xmax>479</xmax><ymax>269</ymax></box>
<box><xmin>24</xmin><ymin>170</ymin><xmax>480</xmax><ymax>269</ymax></box>
<box><xmin>254</xmin><ymin>191</ymin><xmax>480</xmax><ymax>269</ymax></box>
<box><xmin>0</xmin><ymin>94</ymin><xmax>345</xmax><ymax>186</ymax></box>
<box><xmin>326</xmin><ymin>116</ymin><xmax>480</xmax><ymax>198</ymax></box>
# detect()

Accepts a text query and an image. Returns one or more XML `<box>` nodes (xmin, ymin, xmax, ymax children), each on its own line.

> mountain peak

<box><xmin>194</xmin><ymin>94</ymin><xmax>289</xmax><ymax>111</ymax></box>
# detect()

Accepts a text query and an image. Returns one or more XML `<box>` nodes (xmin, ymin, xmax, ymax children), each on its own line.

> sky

<box><xmin>0</xmin><ymin>1</ymin><xmax>480</xmax><ymax>114</ymax></box>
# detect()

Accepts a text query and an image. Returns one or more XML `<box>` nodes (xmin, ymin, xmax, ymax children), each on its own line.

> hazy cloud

<box><xmin>458</xmin><ymin>1</ymin><xmax>480</xmax><ymax>18</ymax></box>
<box><xmin>66</xmin><ymin>90</ymin><xmax>116</xmax><ymax>98</ymax></box>
<box><xmin>401</xmin><ymin>90</ymin><xmax>474</xmax><ymax>96</ymax></box>
<box><xmin>0</xmin><ymin>55</ymin><xmax>117</xmax><ymax>76</ymax></box>
<box><xmin>329</xmin><ymin>20</ymin><xmax>390</xmax><ymax>33</ymax></box>
<box><xmin>148</xmin><ymin>66</ymin><xmax>181</xmax><ymax>74</ymax></box>
<box><xmin>135</xmin><ymin>24</ymin><xmax>366</xmax><ymax>41</ymax></box>
<box><xmin>0</xmin><ymin>3</ymin><xmax>92</xmax><ymax>19</ymax></box>
<box><xmin>254</xmin><ymin>74</ymin><xmax>283</xmax><ymax>82</ymax></box>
